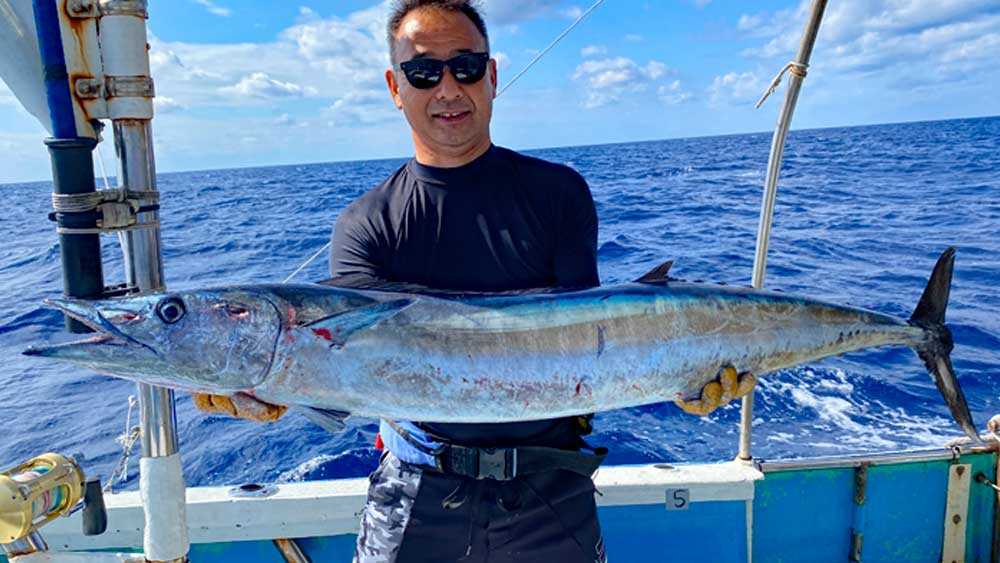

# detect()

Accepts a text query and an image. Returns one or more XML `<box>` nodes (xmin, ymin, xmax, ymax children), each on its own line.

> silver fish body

<box><xmin>25</xmin><ymin>249</ymin><xmax>978</xmax><ymax>440</ymax></box>
<box><xmin>258</xmin><ymin>282</ymin><xmax>919</xmax><ymax>422</ymax></box>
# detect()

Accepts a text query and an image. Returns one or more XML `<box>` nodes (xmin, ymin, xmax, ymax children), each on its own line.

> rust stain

<box><xmin>63</xmin><ymin>1</ymin><xmax>88</xmax><ymax>56</ymax></box>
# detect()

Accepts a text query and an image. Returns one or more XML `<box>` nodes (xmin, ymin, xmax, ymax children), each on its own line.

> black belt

<box><xmin>385</xmin><ymin>420</ymin><xmax>607</xmax><ymax>481</ymax></box>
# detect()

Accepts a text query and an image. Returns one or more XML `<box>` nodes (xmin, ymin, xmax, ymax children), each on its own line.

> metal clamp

<box><xmin>99</xmin><ymin>0</ymin><xmax>148</xmax><ymax>18</ymax></box>
<box><xmin>75</xmin><ymin>77</ymin><xmax>105</xmax><ymax>99</ymax></box>
<box><xmin>106</xmin><ymin>76</ymin><xmax>155</xmax><ymax>98</ymax></box>
<box><xmin>74</xmin><ymin>77</ymin><xmax>154</xmax><ymax>100</ymax></box>
<box><xmin>67</xmin><ymin>0</ymin><xmax>99</xmax><ymax>18</ymax></box>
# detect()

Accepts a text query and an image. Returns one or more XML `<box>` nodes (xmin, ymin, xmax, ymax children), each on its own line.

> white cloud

<box><xmin>324</xmin><ymin>89</ymin><xmax>398</xmax><ymax>127</ymax></box>
<box><xmin>624</xmin><ymin>34</ymin><xmax>643</xmax><ymax>42</ymax></box>
<box><xmin>146</xmin><ymin>4</ymin><xmax>390</xmax><ymax>115</ymax></box>
<box><xmin>561</xmin><ymin>6</ymin><xmax>583</xmax><ymax>19</ymax></box>
<box><xmin>658</xmin><ymin>80</ymin><xmax>692</xmax><ymax>105</ymax></box>
<box><xmin>481</xmin><ymin>0</ymin><xmax>564</xmax><ymax>25</ymax></box>
<box><xmin>192</xmin><ymin>0</ymin><xmax>231</xmax><ymax>17</ymax></box>
<box><xmin>645</xmin><ymin>61</ymin><xmax>666</xmax><ymax>80</ymax></box>
<box><xmin>572</xmin><ymin>57</ymin><xmax>671</xmax><ymax>108</ymax></box>
<box><xmin>708</xmin><ymin>71</ymin><xmax>762</xmax><ymax>106</ymax></box>
<box><xmin>153</xmin><ymin>96</ymin><xmax>185</xmax><ymax>114</ymax></box>
<box><xmin>581</xmin><ymin>45</ymin><xmax>607</xmax><ymax>58</ymax></box>
<box><xmin>493</xmin><ymin>51</ymin><xmax>512</xmax><ymax>71</ymax></box>
<box><xmin>738</xmin><ymin>1</ymin><xmax>1000</xmax><ymax>79</ymax></box>
<box><xmin>219</xmin><ymin>72</ymin><xmax>317</xmax><ymax>99</ymax></box>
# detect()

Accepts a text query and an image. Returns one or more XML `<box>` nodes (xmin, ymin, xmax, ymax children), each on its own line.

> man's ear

<box><xmin>489</xmin><ymin>58</ymin><xmax>498</xmax><ymax>99</ymax></box>
<box><xmin>386</xmin><ymin>68</ymin><xmax>404</xmax><ymax>110</ymax></box>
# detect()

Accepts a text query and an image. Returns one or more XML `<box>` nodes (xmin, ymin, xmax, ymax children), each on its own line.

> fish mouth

<box><xmin>23</xmin><ymin>298</ymin><xmax>154</xmax><ymax>358</ymax></box>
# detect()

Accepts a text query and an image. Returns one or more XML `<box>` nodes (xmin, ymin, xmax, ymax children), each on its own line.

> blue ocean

<box><xmin>1</xmin><ymin>116</ymin><xmax>997</xmax><ymax>490</ymax></box>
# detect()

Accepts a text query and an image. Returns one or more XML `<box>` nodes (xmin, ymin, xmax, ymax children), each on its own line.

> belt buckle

<box><xmin>478</xmin><ymin>448</ymin><xmax>516</xmax><ymax>480</ymax></box>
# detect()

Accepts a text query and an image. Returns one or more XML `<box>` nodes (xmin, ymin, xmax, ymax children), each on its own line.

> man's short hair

<box><xmin>387</xmin><ymin>0</ymin><xmax>490</xmax><ymax>63</ymax></box>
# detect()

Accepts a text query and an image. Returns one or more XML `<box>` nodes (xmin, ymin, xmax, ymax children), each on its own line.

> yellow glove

<box><xmin>674</xmin><ymin>366</ymin><xmax>757</xmax><ymax>416</ymax></box>
<box><xmin>192</xmin><ymin>392</ymin><xmax>287</xmax><ymax>423</ymax></box>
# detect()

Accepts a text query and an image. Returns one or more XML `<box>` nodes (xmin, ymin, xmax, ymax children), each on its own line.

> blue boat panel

<box><xmin>188</xmin><ymin>536</ymin><xmax>359</xmax><ymax>561</ymax></box>
<box><xmin>753</xmin><ymin>467</ymin><xmax>855</xmax><ymax>562</ymax></box>
<box><xmin>297</xmin><ymin>534</ymin><xmax>359</xmax><ymax>561</ymax></box>
<box><xmin>186</xmin><ymin>502</ymin><xmax>750</xmax><ymax>562</ymax></box>
<box><xmin>597</xmin><ymin>501</ymin><xmax>748</xmax><ymax>562</ymax></box>
<box><xmin>862</xmin><ymin>461</ymin><xmax>949</xmax><ymax>561</ymax></box>
<box><xmin>963</xmin><ymin>453</ymin><xmax>996</xmax><ymax>563</ymax></box>
<box><xmin>858</xmin><ymin>454</ymin><xmax>996</xmax><ymax>563</ymax></box>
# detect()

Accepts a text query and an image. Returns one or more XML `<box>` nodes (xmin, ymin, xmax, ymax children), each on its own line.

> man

<box><xmin>194</xmin><ymin>1</ymin><xmax>755</xmax><ymax>561</ymax></box>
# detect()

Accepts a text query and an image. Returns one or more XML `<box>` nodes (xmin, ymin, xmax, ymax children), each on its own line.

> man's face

<box><xmin>386</xmin><ymin>8</ymin><xmax>497</xmax><ymax>165</ymax></box>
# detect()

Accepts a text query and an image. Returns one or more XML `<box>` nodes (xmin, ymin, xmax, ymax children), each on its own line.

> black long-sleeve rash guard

<box><xmin>330</xmin><ymin>144</ymin><xmax>599</xmax><ymax>448</ymax></box>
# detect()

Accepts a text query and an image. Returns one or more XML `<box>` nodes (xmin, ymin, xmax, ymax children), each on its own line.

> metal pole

<box><xmin>100</xmin><ymin>2</ymin><xmax>189</xmax><ymax>559</ymax></box>
<box><xmin>114</xmin><ymin>120</ymin><xmax>187</xmax><ymax>561</ymax></box>
<box><xmin>738</xmin><ymin>0</ymin><xmax>828</xmax><ymax>461</ymax></box>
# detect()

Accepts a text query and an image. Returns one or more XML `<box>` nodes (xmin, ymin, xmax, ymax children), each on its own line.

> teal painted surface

<box><xmin>188</xmin><ymin>535</ymin><xmax>357</xmax><ymax>561</ymax></box>
<box><xmin>183</xmin><ymin>501</ymin><xmax>749</xmax><ymax>562</ymax></box>
<box><xmin>754</xmin><ymin>452</ymin><xmax>997</xmax><ymax>563</ymax></box>
<box><xmin>963</xmin><ymin>453</ymin><xmax>996</xmax><ymax>562</ymax></box>
<box><xmin>598</xmin><ymin>501</ymin><xmax>748</xmax><ymax>562</ymax></box>
<box><xmin>863</xmin><ymin>461</ymin><xmax>951</xmax><ymax>561</ymax></box>
<box><xmin>3</xmin><ymin>453</ymin><xmax>995</xmax><ymax>563</ymax></box>
<box><xmin>753</xmin><ymin>466</ymin><xmax>856</xmax><ymax>562</ymax></box>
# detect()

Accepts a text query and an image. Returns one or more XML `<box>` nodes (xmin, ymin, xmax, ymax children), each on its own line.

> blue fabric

<box><xmin>379</xmin><ymin>419</ymin><xmax>442</xmax><ymax>468</ymax></box>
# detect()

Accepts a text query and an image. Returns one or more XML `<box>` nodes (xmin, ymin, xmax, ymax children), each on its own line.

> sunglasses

<box><xmin>396</xmin><ymin>52</ymin><xmax>491</xmax><ymax>89</ymax></box>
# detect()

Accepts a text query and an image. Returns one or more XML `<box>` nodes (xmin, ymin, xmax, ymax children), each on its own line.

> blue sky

<box><xmin>1</xmin><ymin>0</ymin><xmax>998</xmax><ymax>183</ymax></box>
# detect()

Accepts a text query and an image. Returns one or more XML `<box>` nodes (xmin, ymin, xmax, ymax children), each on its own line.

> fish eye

<box><xmin>157</xmin><ymin>297</ymin><xmax>186</xmax><ymax>324</ymax></box>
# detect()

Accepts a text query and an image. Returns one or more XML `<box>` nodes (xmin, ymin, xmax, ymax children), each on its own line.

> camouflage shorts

<box><xmin>353</xmin><ymin>452</ymin><xmax>606</xmax><ymax>563</ymax></box>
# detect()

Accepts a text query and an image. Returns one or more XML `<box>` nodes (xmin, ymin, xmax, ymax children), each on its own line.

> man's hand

<box><xmin>192</xmin><ymin>392</ymin><xmax>287</xmax><ymax>423</ymax></box>
<box><xmin>674</xmin><ymin>366</ymin><xmax>757</xmax><ymax>416</ymax></box>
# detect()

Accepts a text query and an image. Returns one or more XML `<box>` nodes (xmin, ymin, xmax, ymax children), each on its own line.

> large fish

<box><xmin>24</xmin><ymin>248</ymin><xmax>979</xmax><ymax>441</ymax></box>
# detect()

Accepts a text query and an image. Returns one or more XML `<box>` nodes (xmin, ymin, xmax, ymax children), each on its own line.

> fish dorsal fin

<box><xmin>303</xmin><ymin>298</ymin><xmax>413</xmax><ymax>348</ymax></box>
<box><xmin>636</xmin><ymin>261</ymin><xmax>674</xmax><ymax>284</ymax></box>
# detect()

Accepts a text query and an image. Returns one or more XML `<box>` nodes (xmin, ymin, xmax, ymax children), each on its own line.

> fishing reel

<box><xmin>0</xmin><ymin>453</ymin><xmax>106</xmax><ymax>554</ymax></box>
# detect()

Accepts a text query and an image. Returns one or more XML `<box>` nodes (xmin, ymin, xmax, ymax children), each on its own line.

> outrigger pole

<box><xmin>30</xmin><ymin>1</ymin><xmax>188</xmax><ymax>561</ymax></box>
<box><xmin>738</xmin><ymin>0</ymin><xmax>828</xmax><ymax>462</ymax></box>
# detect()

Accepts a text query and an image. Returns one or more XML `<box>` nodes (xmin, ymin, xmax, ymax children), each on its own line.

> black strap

<box><xmin>384</xmin><ymin>419</ymin><xmax>607</xmax><ymax>481</ymax></box>
<box><xmin>439</xmin><ymin>444</ymin><xmax>607</xmax><ymax>481</ymax></box>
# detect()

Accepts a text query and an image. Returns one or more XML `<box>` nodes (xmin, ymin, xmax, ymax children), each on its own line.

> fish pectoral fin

<box><xmin>305</xmin><ymin>298</ymin><xmax>414</xmax><ymax>347</ymax></box>
<box><xmin>294</xmin><ymin>406</ymin><xmax>350</xmax><ymax>434</ymax></box>
<box><xmin>635</xmin><ymin>261</ymin><xmax>674</xmax><ymax>284</ymax></box>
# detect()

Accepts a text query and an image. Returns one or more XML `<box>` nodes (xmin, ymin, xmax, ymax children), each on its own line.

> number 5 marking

<box><xmin>665</xmin><ymin>488</ymin><xmax>690</xmax><ymax>510</ymax></box>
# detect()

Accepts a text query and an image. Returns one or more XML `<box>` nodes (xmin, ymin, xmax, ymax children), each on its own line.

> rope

<box><xmin>104</xmin><ymin>395</ymin><xmax>141</xmax><ymax>493</ymax></box>
<box><xmin>283</xmin><ymin>241</ymin><xmax>332</xmax><ymax>283</ymax></box>
<box><xmin>496</xmin><ymin>0</ymin><xmax>607</xmax><ymax>97</ymax></box>
<box><xmin>51</xmin><ymin>189</ymin><xmax>159</xmax><ymax>213</ymax></box>
<box><xmin>754</xmin><ymin>61</ymin><xmax>809</xmax><ymax>109</ymax></box>
<box><xmin>283</xmin><ymin>0</ymin><xmax>606</xmax><ymax>283</ymax></box>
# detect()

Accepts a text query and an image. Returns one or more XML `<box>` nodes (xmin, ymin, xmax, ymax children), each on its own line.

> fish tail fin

<box><xmin>909</xmin><ymin>247</ymin><xmax>980</xmax><ymax>443</ymax></box>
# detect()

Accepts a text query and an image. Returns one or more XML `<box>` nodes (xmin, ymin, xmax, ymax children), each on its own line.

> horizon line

<box><xmin>3</xmin><ymin>113</ymin><xmax>997</xmax><ymax>186</ymax></box>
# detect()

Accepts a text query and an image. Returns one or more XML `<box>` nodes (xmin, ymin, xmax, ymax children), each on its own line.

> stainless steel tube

<box><xmin>738</xmin><ymin>0</ymin><xmax>828</xmax><ymax>461</ymax></box>
<box><xmin>112</xmin><ymin>119</ymin><xmax>176</xmax><ymax>458</ymax></box>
